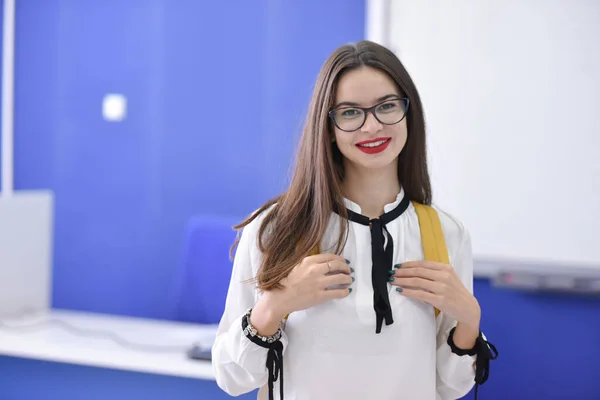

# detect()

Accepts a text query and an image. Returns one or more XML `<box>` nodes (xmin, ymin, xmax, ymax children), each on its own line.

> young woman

<box><xmin>211</xmin><ymin>41</ymin><xmax>496</xmax><ymax>400</ymax></box>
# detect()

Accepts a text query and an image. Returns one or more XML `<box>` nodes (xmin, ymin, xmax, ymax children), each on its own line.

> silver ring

<box><xmin>327</xmin><ymin>261</ymin><xmax>332</xmax><ymax>273</ymax></box>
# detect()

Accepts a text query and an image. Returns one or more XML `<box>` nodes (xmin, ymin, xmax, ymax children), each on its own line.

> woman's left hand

<box><xmin>390</xmin><ymin>261</ymin><xmax>481</xmax><ymax>328</ymax></box>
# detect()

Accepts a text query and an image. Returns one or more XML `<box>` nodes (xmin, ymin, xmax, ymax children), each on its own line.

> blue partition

<box><xmin>13</xmin><ymin>0</ymin><xmax>366</xmax><ymax>319</ymax></box>
<box><xmin>467</xmin><ymin>279</ymin><xmax>600</xmax><ymax>399</ymax></box>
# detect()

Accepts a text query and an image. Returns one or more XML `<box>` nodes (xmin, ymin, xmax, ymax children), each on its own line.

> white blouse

<box><xmin>212</xmin><ymin>189</ymin><xmax>479</xmax><ymax>400</ymax></box>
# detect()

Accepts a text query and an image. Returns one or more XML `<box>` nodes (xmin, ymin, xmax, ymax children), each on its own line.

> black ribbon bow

<box><xmin>345</xmin><ymin>195</ymin><xmax>410</xmax><ymax>333</ymax></box>
<box><xmin>447</xmin><ymin>326</ymin><xmax>499</xmax><ymax>399</ymax></box>
<box><xmin>265</xmin><ymin>341</ymin><xmax>284</xmax><ymax>400</ymax></box>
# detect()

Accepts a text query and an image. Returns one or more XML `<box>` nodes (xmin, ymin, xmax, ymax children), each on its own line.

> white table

<box><xmin>0</xmin><ymin>309</ymin><xmax>217</xmax><ymax>380</ymax></box>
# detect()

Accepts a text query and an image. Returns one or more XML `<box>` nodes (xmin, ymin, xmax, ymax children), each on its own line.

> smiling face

<box><xmin>331</xmin><ymin>66</ymin><xmax>408</xmax><ymax>173</ymax></box>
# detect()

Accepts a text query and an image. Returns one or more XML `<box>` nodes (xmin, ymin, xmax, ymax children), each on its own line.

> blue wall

<box><xmin>14</xmin><ymin>0</ymin><xmax>366</xmax><ymax>319</ymax></box>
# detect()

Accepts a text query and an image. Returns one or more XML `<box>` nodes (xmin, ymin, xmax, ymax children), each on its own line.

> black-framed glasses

<box><xmin>328</xmin><ymin>97</ymin><xmax>410</xmax><ymax>132</ymax></box>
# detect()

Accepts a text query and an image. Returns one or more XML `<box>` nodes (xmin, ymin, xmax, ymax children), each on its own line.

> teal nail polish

<box><xmin>394</xmin><ymin>263</ymin><xmax>402</xmax><ymax>269</ymax></box>
<box><xmin>387</xmin><ymin>277</ymin><xmax>395</xmax><ymax>283</ymax></box>
<box><xmin>396</xmin><ymin>287</ymin><xmax>403</xmax><ymax>293</ymax></box>
<box><xmin>345</xmin><ymin>259</ymin><xmax>351</xmax><ymax>264</ymax></box>
<box><xmin>348</xmin><ymin>288</ymin><xmax>353</xmax><ymax>293</ymax></box>
<box><xmin>388</xmin><ymin>269</ymin><xmax>395</xmax><ymax>276</ymax></box>
<box><xmin>350</xmin><ymin>267</ymin><xmax>355</xmax><ymax>273</ymax></box>
<box><xmin>351</xmin><ymin>276</ymin><xmax>355</xmax><ymax>282</ymax></box>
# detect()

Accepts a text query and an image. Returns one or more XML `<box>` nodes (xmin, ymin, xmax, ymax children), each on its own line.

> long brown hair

<box><xmin>233</xmin><ymin>40</ymin><xmax>431</xmax><ymax>291</ymax></box>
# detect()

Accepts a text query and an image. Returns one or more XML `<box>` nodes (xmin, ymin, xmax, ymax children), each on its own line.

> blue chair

<box><xmin>173</xmin><ymin>215</ymin><xmax>239</xmax><ymax>324</ymax></box>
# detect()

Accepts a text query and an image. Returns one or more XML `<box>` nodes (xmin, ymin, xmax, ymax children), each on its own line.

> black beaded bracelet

<box><xmin>241</xmin><ymin>308</ymin><xmax>283</xmax><ymax>344</ymax></box>
<box><xmin>241</xmin><ymin>308</ymin><xmax>285</xmax><ymax>400</ymax></box>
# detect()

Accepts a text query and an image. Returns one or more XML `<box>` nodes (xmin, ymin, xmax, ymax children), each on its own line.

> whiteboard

<box><xmin>384</xmin><ymin>0</ymin><xmax>600</xmax><ymax>270</ymax></box>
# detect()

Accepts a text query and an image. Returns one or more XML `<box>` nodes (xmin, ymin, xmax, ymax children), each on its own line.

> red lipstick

<box><xmin>355</xmin><ymin>137</ymin><xmax>391</xmax><ymax>154</ymax></box>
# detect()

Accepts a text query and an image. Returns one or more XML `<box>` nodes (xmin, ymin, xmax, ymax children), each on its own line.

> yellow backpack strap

<box><xmin>411</xmin><ymin>201</ymin><xmax>449</xmax><ymax>318</ymax></box>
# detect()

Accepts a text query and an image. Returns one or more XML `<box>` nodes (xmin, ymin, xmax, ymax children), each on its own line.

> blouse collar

<box><xmin>342</xmin><ymin>187</ymin><xmax>406</xmax><ymax>216</ymax></box>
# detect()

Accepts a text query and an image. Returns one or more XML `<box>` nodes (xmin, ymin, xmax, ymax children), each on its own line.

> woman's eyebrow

<box><xmin>333</xmin><ymin>94</ymin><xmax>399</xmax><ymax>108</ymax></box>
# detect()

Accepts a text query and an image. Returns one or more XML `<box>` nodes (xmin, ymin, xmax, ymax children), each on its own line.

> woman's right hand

<box><xmin>277</xmin><ymin>253</ymin><xmax>354</xmax><ymax>314</ymax></box>
<box><xmin>251</xmin><ymin>254</ymin><xmax>353</xmax><ymax>335</ymax></box>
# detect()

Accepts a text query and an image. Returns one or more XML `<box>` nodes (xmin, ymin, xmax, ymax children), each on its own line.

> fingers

<box><xmin>391</xmin><ymin>263</ymin><xmax>452</xmax><ymax>294</ymax></box>
<box><xmin>305</xmin><ymin>253</ymin><xmax>349</xmax><ymax>265</ymax></box>
<box><xmin>304</xmin><ymin>254</ymin><xmax>352</xmax><ymax>274</ymax></box>
<box><xmin>319</xmin><ymin>259</ymin><xmax>353</xmax><ymax>275</ymax></box>
<box><xmin>390</xmin><ymin>277</ymin><xmax>441</xmax><ymax>293</ymax></box>
<box><xmin>302</xmin><ymin>252</ymin><xmax>350</xmax><ymax>273</ymax></box>
<box><xmin>396</xmin><ymin>287</ymin><xmax>439</xmax><ymax>305</ymax></box>
<box><xmin>323</xmin><ymin>287</ymin><xmax>352</xmax><ymax>301</ymax></box>
<box><xmin>392</xmin><ymin>266</ymin><xmax>441</xmax><ymax>281</ymax></box>
<box><xmin>400</xmin><ymin>260</ymin><xmax>450</xmax><ymax>271</ymax></box>
<box><xmin>322</xmin><ymin>272</ymin><xmax>353</xmax><ymax>290</ymax></box>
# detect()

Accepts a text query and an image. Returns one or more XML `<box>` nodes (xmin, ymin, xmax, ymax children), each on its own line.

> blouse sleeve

<box><xmin>435</xmin><ymin>221</ymin><xmax>478</xmax><ymax>399</ymax></box>
<box><xmin>211</xmin><ymin>213</ymin><xmax>289</xmax><ymax>396</ymax></box>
